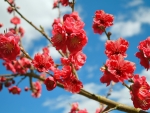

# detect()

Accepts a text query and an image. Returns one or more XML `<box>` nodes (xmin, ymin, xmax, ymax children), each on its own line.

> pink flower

<box><xmin>51</xmin><ymin>23</ymin><xmax>67</xmax><ymax>53</ymax></box>
<box><xmin>0</xmin><ymin>32</ymin><xmax>20</xmax><ymax>61</ymax></box>
<box><xmin>70</xmin><ymin>103</ymin><xmax>79</xmax><ymax>113</ymax></box>
<box><xmin>8</xmin><ymin>0</ymin><xmax>14</xmax><ymax>4</ymax></box>
<box><xmin>10</xmin><ymin>16</ymin><xmax>21</xmax><ymax>25</ymax></box>
<box><xmin>60</xmin><ymin>0</ymin><xmax>69</xmax><ymax>6</ymax></box>
<box><xmin>8</xmin><ymin>86</ymin><xmax>21</xmax><ymax>95</ymax></box>
<box><xmin>69</xmin><ymin>51</ymin><xmax>87</xmax><ymax>70</ymax></box>
<box><xmin>53</xmin><ymin>0</ymin><xmax>59</xmax><ymax>8</ymax></box>
<box><xmin>32</xmin><ymin>81</ymin><xmax>42</xmax><ymax>98</ymax></box>
<box><xmin>92</xmin><ymin>10</ymin><xmax>114</xmax><ymax>35</ymax></box>
<box><xmin>67</xmin><ymin>30</ymin><xmax>88</xmax><ymax>54</ymax></box>
<box><xmin>64</xmin><ymin>75</ymin><xmax>83</xmax><ymax>93</ymax></box>
<box><xmin>54</xmin><ymin>65</ymin><xmax>72</xmax><ymax>82</ymax></box>
<box><xmin>32</xmin><ymin>53</ymin><xmax>54</xmax><ymax>72</ymax></box>
<box><xmin>44</xmin><ymin>77</ymin><xmax>56</xmax><ymax>91</ymax></box>
<box><xmin>130</xmin><ymin>75</ymin><xmax>150</xmax><ymax>110</ymax></box>
<box><xmin>63</xmin><ymin>12</ymin><xmax>84</xmax><ymax>33</ymax></box>
<box><xmin>18</xmin><ymin>27</ymin><xmax>25</xmax><ymax>37</ymax></box>
<box><xmin>7</xmin><ymin>6</ymin><xmax>13</xmax><ymax>13</ymax></box>
<box><xmin>105</xmin><ymin>38</ymin><xmax>129</xmax><ymax>58</ymax></box>
<box><xmin>136</xmin><ymin>37</ymin><xmax>150</xmax><ymax>70</ymax></box>
<box><xmin>100</xmin><ymin>55</ymin><xmax>135</xmax><ymax>86</ymax></box>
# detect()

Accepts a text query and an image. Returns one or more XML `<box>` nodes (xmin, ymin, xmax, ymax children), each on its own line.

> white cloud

<box><xmin>110</xmin><ymin>86</ymin><xmax>132</xmax><ymax>106</ymax></box>
<box><xmin>100</xmin><ymin>6</ymin><xmax>150</xmax><ymax>41</ymax></box>
<box><xmin>126</xmin><ymin>0</ymin><xmax>143</xmax><ymax>7</ymax></box>
<box><xmin>42</xmin><ymin>83</ymin><xmax>106</xmax><ymax>113</ymax></box>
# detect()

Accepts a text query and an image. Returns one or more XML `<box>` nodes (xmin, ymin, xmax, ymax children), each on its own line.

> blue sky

<box><xmin>0</xmin><ymin>0</ymin><xmax>150</xmax><ymax>113</ymax></box>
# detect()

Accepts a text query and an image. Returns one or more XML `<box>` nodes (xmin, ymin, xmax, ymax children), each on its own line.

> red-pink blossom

<box><xmin>51</xmin><ymin>23</ymin><xmax>67</xmax><ymax>53</ymax></box>
<box><xmin>0</xmin><ymin>32</ymin><xmax>20</xmax><ymax>61</ymax></box>
<box><xmin>18</xmin><ymin>27</ymin><xmax>25</xmax><ymax>37</ymax></box>
<box><xmin>64</xmin><ymin>75</ymin><xmax>83</xmax><ymax>93</ymax></box>
<box><xmin>53</xmin><ymin>0</ymin><xmax>59</xmax><ymax>8</ymax></box>
<box><xmin>60</xmin><ymin>0</ymin><xmax>69</xmax><ymax>6</ymax></box>
<box><xmin>32</xmin><ymin>53</ymin><xmax>54</xmax><ymax>72</ymax></box>
<box><xmin>24</xmin><ymin>87</ymin><xmax>29</xmax><ymax>91</ymax></box>
<box><xmin>63</xmin><ymin>12</ymin><xmax>84</xmax><ymax>33</ymax></box>
<box><xmin>8</xmin><ymin>0</ymin><xmax>14</xmax><ymax>4</ymax></box>
<box><xmin>32</xmin><ymin>81</ymin><xmax>42</xmax><ymax>98</ymax></box>
<box><xmin>105</xmin><ymin>38</ymin><xmax>129</xmax><ymax>58</ymax></box>
<box><xmin>8</xmin><ymin>86</ymin><xmax>21</xmax><ymax>95</ymax></box>
<box><xmin>44</xmin><ymin>76</ymin><xmax>56</xmax><ymax>91</ymax></box>
<box><xmin>67</xmin><ymin>30</ymin><xmax>88</xmax><ymax>53</ymax></box>
<box><xmin>92</xmin><ymin>10</ymin><xmax>114</xmax><ymax>35</ymax></box>
<box><xmin>136</xmin><ymin>37</ymin><xmax>150</xmax><ymax>70</ymax></box>
<box><xmin>7</xmin><ymin>6</ymin><xmax>13</xmax><ymax>13</ymax></box>
<box><xmin>69</xmin><ymin>51</ymin><xmax>87</xmax><ymax>70</ymax></box>
<box><xmin>130</xmin><ymin>75</ymin><xmax>150</xmax><ymax>110</ymax></box>
<box><xmin>10</xmin><ymin>16</ymin><xmax>21</xmax><ymax>25</ymax></box>
<box><xmin>100</xmin><ymin>55</ymin><xmax>135</xmax><ymax>86</ymax></box>
<box><xmin>54</xmin><ymin>65</ymin><xmax>72</xmax><ymax>82</ymax></box>
<box><xmin>70</xmin><ymin>102</ymin><xmax>79</xmax><ymax>113</ymax></box>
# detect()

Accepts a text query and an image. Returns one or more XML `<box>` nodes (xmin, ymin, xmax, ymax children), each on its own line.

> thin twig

<box><xmin>122</xmin><ymin>82</ymin><xmax>131</xmax><ymax>90</ymax></box>
<box><xmin>16</xmin><ymin>76</ymin><xmax>26</xmax><ymax>86</ymax></box>
<box><xmin>72</xmin><ymin>0</ymin><xmax>75</xmax><ymax>12</ymax></box>
<box><xmin>102</xmin><ymin>106</ymin><xmax>117</xmax><ymax>113</ymax></box>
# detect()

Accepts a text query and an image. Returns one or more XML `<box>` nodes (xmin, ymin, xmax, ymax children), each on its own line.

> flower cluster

<box><xmin>136</xmin><ymin>37</ymin><xmax>150</xmax><ymax>70</ymax></box>
<box><xmin>92</xmin><ymin>10</ymin><xmax>114</xmax><ymax>35</ymax></box>
<box><xmin>32</xmin><ymin>47</ymin><xmax>54</xmax><ymax>72</ymax></box>
<box><xmin>100</xmin><ymin>38</ymin><xmax>135</xmax><ymax>86</ymax></box>
<box><xmin>51</xmin><ymin>12</ymin><xmax>87</xmax><ymax>54</ymax></box>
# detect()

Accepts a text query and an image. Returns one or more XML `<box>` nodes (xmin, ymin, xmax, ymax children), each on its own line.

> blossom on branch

<box><xmin>32</xmin><ymin>81</ymin><xmax>42</xmax><ymax>98</ymax></box>
<box><xmin>32</xmin><ymin>48</ymin><xmax>54</xmax><ymax>72</ymax></box>
<box><xmin>130</xmin><ymin>74</ymin><xmax>150</xmax><ymax>110</ymax></box>
<box><xmin>44</xmin><ymin>76</ymin><xmax>56</xmax><ymax>91</ymax></box>
<box><xmin>8</xmin><ymin>86</ymin><xmax>21</xmax><ymax>95</ymax></box>
<box><xmin>100</xmin><ymin>55</ymin><xmax>135</xmax><ymax>86</ymax></box>
<box><xmin>136</xmin><ymin>37</ymin><xmax>150</xmax><ymax>70</ymax></box>
<box><xmin>92</xmin><ymin>10</ymin><xmax>114</xmax><ymax>35</ymax></box>
<box><xmin>105</xmin><ymin>38</ymin><xmax>129</xmax><ymax>58</ymax></box>
<box><xmin>10</xmin><ymin>16</ymin><xmax>21</xmax><ymax>25</ymax></box>
<box><xmin>0</xmin><ymin>32</ymin><xmax>20</xmax><ymax>61</ymax></box>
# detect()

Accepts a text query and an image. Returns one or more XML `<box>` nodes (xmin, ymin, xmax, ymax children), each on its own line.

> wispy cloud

<box><xmin>100</xmin><ymin>6</ymin><xmax>150</xmax><ymax>41</ymax></box>
<box><xmin>126</xmin><ymin>0</ymin><xmax>144</xmax><ymax>7</ymax></box>
<box><xmin>42</xmin><ymin>83</ymin><xmax>106</xmax><ymax>113</ymax></box>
